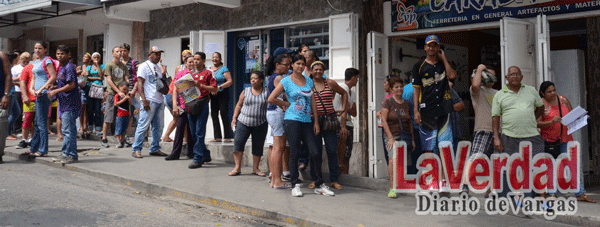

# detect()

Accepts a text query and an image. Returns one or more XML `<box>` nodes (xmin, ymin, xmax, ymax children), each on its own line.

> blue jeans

<box><xmin>61</xmin><ymin>111</ymin><xmax>79</xmax><ymax>159</ymax></box>
<box><xmin>30</xmin><ymin>95</ymin><xmax>50</xmax><ymax>155</ymax></box>
<box><xmin>7</xmin><ymin>96</ymin><xmax>20</xmax><ymax>135</ymax></box>
<box><xmin>549</xmin><ymin>142</ymin><xmax>586</xmax><ymax>196</ymax></box>
<box><xmin>284</xmin><ymin>120</ymin><xmax>322</xmax><ymax>186</ymax></box>
<box><xmin>132</xmin><ymin>102</ymin><xmax>164</xmax><ymax>153</ymax></box>
<box><xmin>115</xmin><ymin>116</ymin><xmax>130</xmax><ymax>136</ymax></box>
<box><xmin>188</xmin><ymin>101</ymin><xmax>210</xmax><ymax>163</ymax></box>
<box><xmin>314</xmin><ymin>127</ymin><xmax>340</xmax><ymax>183</ymax></box>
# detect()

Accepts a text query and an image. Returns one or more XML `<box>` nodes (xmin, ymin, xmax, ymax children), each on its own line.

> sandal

<box><xmin>33</xmin><ymin>152</ymin><xmax>48</xmax><ymax>157</ymax></box>
<box><xmin>252</xmin><ymin>172</ymin><xmax>267</xmax><ymax>177</ymax></box>
<box><xmin>162</xmin><ymin>137</ymin><xmax>174</xmax><ymax>142</ymax></box>
<box><xmin>331</xmin><ymin>182</ymin><xmax>343</xmax><ymax>190</ymax></box>
<box><xmin>223</xmin><ymin>139</ymin><xmax>232</xmax><ymax>143</ymax></box>
<box><xmin>228</xmin><ymin>170</ymin><xmax>241</xmax><ymax>176</ymax></box>
<box><xmin>20</xmin><ymin>151</ymin><xmax>33</xmax><ymax>157</ymax></box>
<box><xmin>577</xmin><ymin>194</ymin><xmax>597</xmax><ymax>203</ymax></box>
<box><xmin>308</xmin><ymin>182</ymin><xmax>316</xmax><ymax>189</ymax></box>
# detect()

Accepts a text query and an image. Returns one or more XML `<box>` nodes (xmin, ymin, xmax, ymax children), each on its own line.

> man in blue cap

<box><xmin>411</xmin><ymin>35</ymin><xmax>457</xmax><ymax>193</ymax></box>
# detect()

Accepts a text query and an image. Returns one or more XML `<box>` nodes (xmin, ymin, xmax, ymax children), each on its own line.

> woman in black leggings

<box><xmin>209</xmin><ymin>52</ymin><xmax>233</xmax><ymax>142</ymax></box>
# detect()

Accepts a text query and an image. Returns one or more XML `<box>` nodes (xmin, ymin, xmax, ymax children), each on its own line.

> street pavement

<box><xmin>2</xmin><ymin>137</ymin><xmax>598</xmax><ymax>227</ymax></box>
<box><xmin>0</xmin><ymin>155</ymin><xmax>284</xmax><ymax>226</ymax></box>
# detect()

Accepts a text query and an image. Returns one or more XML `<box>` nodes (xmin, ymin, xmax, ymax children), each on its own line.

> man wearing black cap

<box><xmin>412</xmin><ymin>35</ymin><xmax>457</xmax><ymax>193</ymax></box>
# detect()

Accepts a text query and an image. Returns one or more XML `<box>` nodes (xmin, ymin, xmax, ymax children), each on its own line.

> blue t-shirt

<box><xmin>212</xmin><ymin>65</ymin><xmax>229</xmax><ymax>91</ymax></box>
<box><xmin>32</xmin><ymin>58</ymin><xmax>52</xmax><ymax>91</ymax></box>
<box><xmin>281</xmin><ymin>75</ymin><xmax>314</xmax><ymax>123</ymax></box>
<box><xmin>267</xmin><ymin>72</ymin><xmax>288</xmax><ymax>111</ymax></box>
<box><xmin>402</xmin><ymin>83</ymin><xmax>419</xmax><ymax>128</ymax></box>
<box><xmin>86</xmin><ymin>64</ymin><xmax>105</xmax><ymax>86</ymax></box>
<box><xmin>57</xmin><ymin>62</ymin><xmax>81</xmax><ymax>113</ymax></box>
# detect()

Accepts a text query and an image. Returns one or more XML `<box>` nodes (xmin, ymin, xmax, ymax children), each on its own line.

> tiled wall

<box><xmin>144</xmin><ymin>0</ymin><xmax>361</xmax><ymax>42</ymax></box>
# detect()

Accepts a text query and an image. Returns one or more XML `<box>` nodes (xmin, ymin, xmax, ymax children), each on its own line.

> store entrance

<box><xmin>369</xmin><ymin>16</ymin><xmax>593</xmax><ymax>179</ymax></box>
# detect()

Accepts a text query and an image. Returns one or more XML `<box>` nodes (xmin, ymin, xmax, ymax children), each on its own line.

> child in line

<box><xmin>49</xmin><ymin>45</ymin><xmax>81</xmax><ymax>164</ymax></box>
<box><xmin>114</xmin><ymin>81</ymin><xmax>131</xmax><ymax>148</ymax></box>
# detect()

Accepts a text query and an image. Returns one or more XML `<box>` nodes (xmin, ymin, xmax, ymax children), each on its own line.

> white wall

<box><xmin>104</xmin><ymin>23</ymin><xmax>133</xmax><ymax>64</ymax></box>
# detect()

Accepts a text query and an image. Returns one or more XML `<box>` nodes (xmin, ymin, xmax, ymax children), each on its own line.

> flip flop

<box><xmin>228</xmin><ymin>170</ymin><xmax>241</xmax><ymax>176</ymax></box>
<box><xmin>162</xmin><ymin>137</ymin><xmax>174</xmax><ymax>142</ymax></box>
<box><xmin>209</xmin><ymin>139</ymin><xmax>222</xmax><ymax>142</ymax></box>
<box><xmin>252</xmin><ymin>172</ymin><xmax>267</xmax><ymax>177</ymax></box>
<box><xmin>32</xmin><ymin>152</ymin><xmax>48</xmax><ymax>157</ymax></box>
<box><xmin>19</xmin><ymin>151</ymin><xmax>33</xmax><ymax>157</ymax></box>
<box><xmin>577</xmin><ymin>194</ymin><xmax>597</xmax><ymax>203</ymax></box>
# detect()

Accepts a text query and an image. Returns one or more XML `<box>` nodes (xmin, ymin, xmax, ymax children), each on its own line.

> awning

<box><xmin>0</xmin><ymin>0</ymin><xmax>101</xmax><ymax>28</ymax></box>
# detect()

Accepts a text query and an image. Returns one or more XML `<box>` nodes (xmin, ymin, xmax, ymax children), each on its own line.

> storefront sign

<box><xmin>392</xmin><ymin>0</ymin><xmax>600</xmax><ymax>31</ymax></box>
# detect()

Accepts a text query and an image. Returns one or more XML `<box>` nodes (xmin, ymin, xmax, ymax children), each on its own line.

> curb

<box><xmin>5</xmin><ymin>151</ymin><xmax>329</xmax><ymax>227</ymax></box>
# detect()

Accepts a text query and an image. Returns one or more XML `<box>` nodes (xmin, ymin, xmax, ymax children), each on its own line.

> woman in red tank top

<box><xmin>537</xmin><ymin>81</ymin><xmax>595</xmax><ymax>203</ymax></box>
<box><xmin>308</xmin><ymin>61</ymin><xmax>348</xmax><ymax>190</ymax></box>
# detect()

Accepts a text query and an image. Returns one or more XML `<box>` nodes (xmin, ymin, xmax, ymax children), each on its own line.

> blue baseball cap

<box><xmin>425</xmin><ymin>35</ymin><xmax>440</xmax><ymax>45</ymax></box>
<box><xmin>273</xmin><ymin>47</ymin><xmax>293</xmax><ymax>57</ymax></box>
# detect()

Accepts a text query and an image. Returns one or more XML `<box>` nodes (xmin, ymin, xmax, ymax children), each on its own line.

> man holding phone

<box><xmin>412</xmin><ymin>35</ymin><xmax>457</xmax><ymax>193</ymax></box>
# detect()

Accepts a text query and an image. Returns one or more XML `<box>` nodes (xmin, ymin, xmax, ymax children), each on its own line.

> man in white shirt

<box><xmin>333</xmin><ymin>68</ymin><xmax>359</xmax><ymax>172</ymax></box>
<box><xmin>131</xmin><ymin>46</ymin><xmax>168</xmax><ymax>158</ymax></box>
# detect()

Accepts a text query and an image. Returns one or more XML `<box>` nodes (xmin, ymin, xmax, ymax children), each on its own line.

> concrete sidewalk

<box><xmin>4</xmin><ymin>138</ymin><xmax>599</xmax><ymax>227</ymax></box>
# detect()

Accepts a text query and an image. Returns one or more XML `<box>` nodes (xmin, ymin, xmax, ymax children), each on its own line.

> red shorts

<box><xmin>22</xmin><ymin>112</ymin><xmax>35</xmax><ymax>129</ymax></box>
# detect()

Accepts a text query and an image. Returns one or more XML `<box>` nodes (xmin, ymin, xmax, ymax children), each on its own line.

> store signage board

<box><xmin>391</xmin><ymin>0</ymin><xmax>600</xmax><ymax>31</ymax></box>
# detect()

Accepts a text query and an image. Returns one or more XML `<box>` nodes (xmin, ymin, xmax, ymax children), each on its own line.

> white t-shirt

<box><xmin>333</xmin><ymin>83</ymin><xmax>354</xmax><ymax>127</ymax></box>
<box><xmin>11</xmin><ymin>64</ymin><xmax>23</xmax><ymax>92</ymax></box>
<box><xmin>137</xmin><ymin>60</ymin><xmax>164</xmax><ymax>104</ymax></box>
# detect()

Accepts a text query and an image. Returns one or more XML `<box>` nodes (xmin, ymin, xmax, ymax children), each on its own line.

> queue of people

<box><xmin>0</xmin><ymin>35</ymin><xmax>595</xmax><ymax>202</ymax></box>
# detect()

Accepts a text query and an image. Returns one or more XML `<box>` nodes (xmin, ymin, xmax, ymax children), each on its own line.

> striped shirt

<box><xmin>314</xmin><ymin>80</ymin><xmax>335</xmax><ymax>116</ymax></box>
<box><xmin>238</xmin><ymin>87</ymin><xmax>268</xmax><ymax>127</ymax></box>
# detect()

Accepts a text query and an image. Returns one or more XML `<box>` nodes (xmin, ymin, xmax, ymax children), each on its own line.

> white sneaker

<box><xmin>439</xmin><ymin>180</ymin><xmax>450</xmax><ymax>193</ymax></box>
<box><xmin>291</xmin><ymin>184</ymin><xmax>303</xmax><ymax>197</ymax></box>
<box><xmin>315</xmin><ymin>184</ymin><xmax>335</xmax><ymax>196</ymax></box>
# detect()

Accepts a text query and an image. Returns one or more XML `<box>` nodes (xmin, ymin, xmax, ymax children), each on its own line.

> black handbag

<box><xmin>544</xmin><ymin>97</ymin><xmax>563</xmax><ymax>159</ymax></box>
<box><xmin>146</xmin><ymin>62</ymin><xmax>170</xmax><ymax>95</ymax></box>
<box><xmin>185</xmin><ymin>96</ymin><xmax>208</xmax><ymax>116</ymax></box>
<box><xmin>314</xmin><ymin>83</ymin><xmax>341</xmax><ymax>131</ymax></box>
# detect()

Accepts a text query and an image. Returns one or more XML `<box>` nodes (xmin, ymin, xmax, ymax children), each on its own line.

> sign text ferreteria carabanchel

<box><xmin>392</xmin><ymin>0</ymin><xmax>600</xmax><ymax>31</ymax></box>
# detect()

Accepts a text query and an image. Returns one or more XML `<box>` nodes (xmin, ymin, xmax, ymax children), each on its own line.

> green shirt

<box><xmin>491</xmin><ymin>84</ymin><xmax>543</xmax><ymax>138</ymax></box>
<box><xmin>104</xmin><ymin>61</ymin><xmax>129</xmax><ymax>95</ymax></box>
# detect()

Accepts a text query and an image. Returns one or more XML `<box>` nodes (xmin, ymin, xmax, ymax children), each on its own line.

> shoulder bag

<box><xmin>88</xmin><ymin>83</ymin><xmax>105</xmax><ymax>99</ymax></box>
<box><xmin>146</xmin><ymin>62</ymin><xmax>170</xmax><ymax>95</ymax></box>
<box><xmin>544</xmin><ymin>97</ymin><xmax>563</xmax><ymax>159</ymax></box>
<box><xmin>314</xmin><ymin>82</ymin><xmax>341</xmax><ymax>131</ymax></box>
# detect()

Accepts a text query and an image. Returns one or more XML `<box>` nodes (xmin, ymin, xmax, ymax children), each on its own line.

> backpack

<box><xmin>42</xmin><ymin>56</ymin><xmax>61</xmax><ymax>78</ymax></box>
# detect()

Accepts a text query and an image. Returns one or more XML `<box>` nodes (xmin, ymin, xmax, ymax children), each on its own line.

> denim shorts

<box><xmin>115</xmin><ymin>116</ymin><xmax>130</xmax><ymax>136</ymax></box>
<box><xmin>164</xmin><ymin>93</ymin><xmax>173</xmax><ymax>111</ymax></box>
<box><xmin>266</xmin><ymin>110</ymin><xmax>285</xmax><ymax>137</ymax></box>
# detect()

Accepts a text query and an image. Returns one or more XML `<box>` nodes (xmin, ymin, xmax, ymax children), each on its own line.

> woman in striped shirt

<box><xmin>308</xmin><ymin>61</ymin><xmax>348</xmax><ymax>190</ymax></box>
<box><xmin>229</xmin><ymin>71</ymin><xmax>269</xmax><ymax>176</ymax></box>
